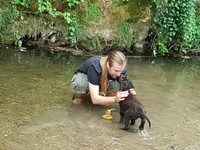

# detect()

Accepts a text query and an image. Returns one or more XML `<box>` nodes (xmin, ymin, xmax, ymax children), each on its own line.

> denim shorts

<box><xmin>70</xmin><ymin>72</ymin><xmax>120</xmax><ymax>93</ymax></box>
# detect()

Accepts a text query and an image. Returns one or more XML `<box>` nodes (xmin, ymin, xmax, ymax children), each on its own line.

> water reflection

<box><xmin>0</xmin><ymin>49</ymin><xmax>200</xmax><ymax>150</ymax></box>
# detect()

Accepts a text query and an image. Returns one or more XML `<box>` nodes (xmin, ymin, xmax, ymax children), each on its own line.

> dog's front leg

<box><xmin>123</xmin><ymin>118</ymin><xmax>131</xmax><ymax>130</ymax></box>
<box><xmin>120</xmin><ymin>116</ymin><xmax>124</xmax><ymax>123</ymax></box>
<box><xmin>119</xmin><ymin>109</ymin><xmax>125</xmax><ymax>123</ymax></box>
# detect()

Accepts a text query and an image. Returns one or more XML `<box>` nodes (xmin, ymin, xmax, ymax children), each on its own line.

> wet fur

<box><xmin>118</xmin><ymin>75</ymin><xmax>151</xmax><ymax>131</ymax></box>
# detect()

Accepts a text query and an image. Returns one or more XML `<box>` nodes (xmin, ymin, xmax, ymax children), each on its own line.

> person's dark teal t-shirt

<box><xmin>76</xmin><ymin>56</ymin><xmax>128</xmax><ymax>85</ymax></box>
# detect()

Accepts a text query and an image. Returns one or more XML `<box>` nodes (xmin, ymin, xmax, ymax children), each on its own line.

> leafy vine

<box><xmin>152</xmin><ymin>0</ymin><xmax>200</xmax><ymax>56</ymax></box>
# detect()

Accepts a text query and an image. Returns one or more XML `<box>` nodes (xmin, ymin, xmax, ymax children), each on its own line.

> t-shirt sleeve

<box><xmin>87</xmin><ymin>66</ymin><xmax>100</xmax><ymax>85</ymax></box>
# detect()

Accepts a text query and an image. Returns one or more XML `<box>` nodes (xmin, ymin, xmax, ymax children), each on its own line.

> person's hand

<box><xmin>129</xmin><ymin>88</ymin><xmax>136</xmax><ymax>95</ymax></box>
<box><xmin>114</xmin><ymin>91</ymin><xmax>129</xmax><ymax>103</ymax></box>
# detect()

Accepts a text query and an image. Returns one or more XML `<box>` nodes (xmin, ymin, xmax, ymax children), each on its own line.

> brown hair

<box><xmin>100</xmin><ymin>51</ymin><xmax>127</xmax><ymax>95</ymax></box>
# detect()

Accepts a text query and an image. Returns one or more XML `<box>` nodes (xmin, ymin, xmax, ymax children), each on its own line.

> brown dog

<box><xmin>118</xmin><ymin>75</ymin><xmax>151</xmax><ymax>131</ymax></box>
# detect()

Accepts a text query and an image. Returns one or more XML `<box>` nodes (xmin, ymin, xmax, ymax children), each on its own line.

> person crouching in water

<box><xmin>70</xmin><ymin>51</ymin><xmax>136</xmax><ymax>106</ymax></box>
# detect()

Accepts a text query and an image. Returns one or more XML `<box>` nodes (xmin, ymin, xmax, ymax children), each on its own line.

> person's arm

<box><xmin>89</xmin><ymin>82</ymin><xmax>129</xmax><ymax>106</ymax></box>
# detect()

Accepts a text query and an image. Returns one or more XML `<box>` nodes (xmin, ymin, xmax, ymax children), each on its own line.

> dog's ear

<box><xmin>117</xmin><ymin>74</ymin><xmax>124</xmax><ymax>83</ymax></box>
<box><xmin>128</xmin><ymin>79</ymin><xmax>135</xmax><ymax>88</ymax></box>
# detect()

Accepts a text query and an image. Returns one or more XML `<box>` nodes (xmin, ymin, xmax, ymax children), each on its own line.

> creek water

<box><xmin>0</xmin><ymin>49</ymin><xmax>200</xmax><ymax>150</ymax></box>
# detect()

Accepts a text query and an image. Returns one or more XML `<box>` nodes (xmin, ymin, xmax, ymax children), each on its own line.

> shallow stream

<box><xmin>0</xmin><ymin>49</ymin><xmax>200</xmax><ymax>150</ymax></box>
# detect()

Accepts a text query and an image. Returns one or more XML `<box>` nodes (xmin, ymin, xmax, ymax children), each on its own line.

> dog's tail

<box><xmin>143</xmin><ymin>113</ymin><xmax>151</xmax><ymax>129</ymax></box>
<box><xmin>142</xmin><ymin>111</ymin><xmax>151</xmax><ymax>128</ymax></box>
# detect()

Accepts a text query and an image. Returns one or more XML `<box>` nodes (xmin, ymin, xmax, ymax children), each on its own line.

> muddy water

<box><xmin>0</xmin><ymin>49</ymin><xmax>200</xmax><ymax>150</ymax></box>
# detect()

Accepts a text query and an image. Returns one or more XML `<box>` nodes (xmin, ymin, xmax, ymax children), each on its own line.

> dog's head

<box><xmin>118</xmin><ymin>75</ymin><xmax>134</xmax><ymax>91</ymax></box>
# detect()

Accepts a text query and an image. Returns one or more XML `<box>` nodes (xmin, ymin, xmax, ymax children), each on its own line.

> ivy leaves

<box><xmin>153</xmin><ymin>0</ymin><xmax>199</xmax><ymax>56</ymax></box>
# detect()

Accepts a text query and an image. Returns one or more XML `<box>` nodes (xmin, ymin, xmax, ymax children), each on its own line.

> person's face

<box><xmin>107</xmin><ymin>62</ymin><xmax>126</xmax><ymax>79</ymax></box>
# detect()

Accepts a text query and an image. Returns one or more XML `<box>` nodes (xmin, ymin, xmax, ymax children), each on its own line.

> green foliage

<box><xmin>65</xmin><ymin>0</ymin><xmax>80</xmax><ymax>8</ymax></box>
<box><xmin>153</xmin><ymin>42</ymin><xmax>168</xmax><ymax>56</ymax></box>
<box><xmin>0</xmin><ymin>6</ymin><xmax>20</xmax><ymax>29</ymax></box>
<box><xmin>127</xmin><ymin>15</ymin><xmax>140</xmax><ymax>23</ymax></box>
<box><xmin>65</xmin><ymin>13</ymin><xmax>80</xmax><ymax>46</ymax></box>
<box><xmin>91</xmin><ymin>36</ymin><xmax>103</xmax><ymax>52</ymax></box>
<box><xmin>117</xmin><ymin>22</ymin><xmax>133</xmax><ymax>50</ymax></box>
<box><xmin>119</xmin><ymin>0</ymin><xmax>153</xmax><ymax>6</ymax></box>
<box><xmin>37</xmin><ymin>0</ymin><xmax>59</xmax><ymax>17</ymax></box>
<box><xmin>122</xmin><ymin>0</ymin><xmax>129</xmax><ymax>2</ymax></box>
<box><xmin>10</xmin><ymin>0</ymin><xmax>81</xmax><ymax>46</ymax></box>
<box><xmin>0</xmin><ymin>5</ymin><xmax>20</xmax><ymax>33</ymax></box>
<box><xmin>86</xmin><ymin>2</ymin><xmax>101</xmax><ymax>21</ymax></box>
<box><xmin>11</xmin><ymin>0</ymin><xmax>29</xmax><ymax>8</ymax></box>
<box><xmin>152</xmin><ymin>0</ymin><xmax>200</xmax><ymax>56</ymax></box>
<box><xmin>196</xmin><ymin>1</ymin><xmax>200</xmax><ymax>22</ymax></box>
<box><xmin>195</xmin><ymin>1</ymin><xmax>200</xmax><ymax>46</ymax></box>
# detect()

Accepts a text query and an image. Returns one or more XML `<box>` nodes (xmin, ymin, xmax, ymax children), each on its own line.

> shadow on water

<box><xmin>0</xmin><ymin>48</ymin><xmax>200</xmax><ymax>150</ymax></box>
